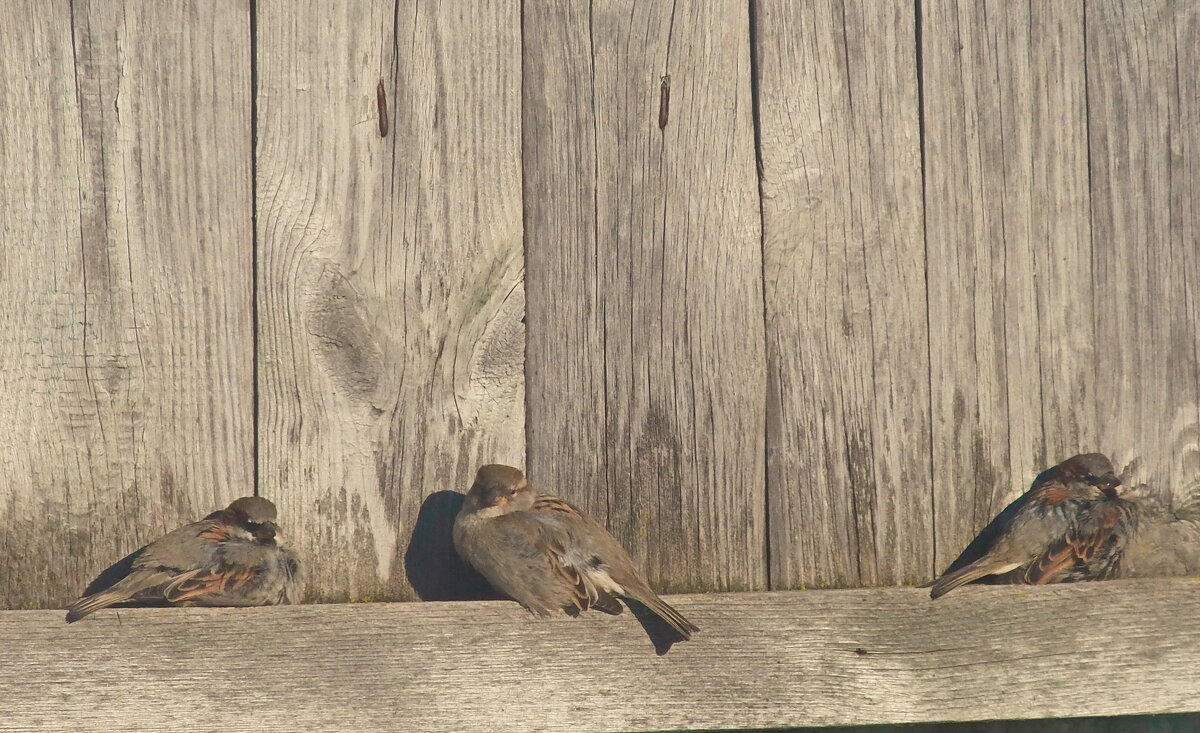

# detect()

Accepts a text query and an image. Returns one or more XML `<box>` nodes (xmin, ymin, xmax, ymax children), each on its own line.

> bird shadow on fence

<box><xmin>624</xmin><ymin>599</ymin><xmax>690</xmax><ymax>656</ymax></box>
<box><xmin>403</xmin><ymin>490</ymin><xmax>502</xmax><ymax>602</ymax></box>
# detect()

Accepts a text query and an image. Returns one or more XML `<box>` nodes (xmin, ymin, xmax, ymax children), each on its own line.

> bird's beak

<box><xmin>256</xmin><ymin>521</ymin><xmax>279</xmax><ymax>542</ymax></box>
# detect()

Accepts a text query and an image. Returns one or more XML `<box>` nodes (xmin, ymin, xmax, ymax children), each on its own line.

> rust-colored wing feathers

<box><xmin>1024</xmin><ymin>500</ymin><xmax>1137</xmax><ymax>585</ymax></box>
<box><xmin>1027</xmin><ymin>481</ymin><xmax>1071</xmax><ymax>507</ymax></box>
<box><xmin>163</xmin><ymin>562</ymin><xmax>261</xmax><ymax>603</ymax></box>
<box><xmin>196</xmin><ymin>524</ymin><xmax>231</xmax><ymax>544</ymax></box>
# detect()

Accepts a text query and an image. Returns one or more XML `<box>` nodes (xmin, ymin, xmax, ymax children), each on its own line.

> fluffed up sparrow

<box><xmin>930</xmin><ymin>453</ymin><xmax>1134</xmax><ymax>598</ymax></box>
<box><xmin>66</xmin><ymin>496</ymin><xmax>303</xmax><ymax>622</ymax></box>
<box><xmin>453</xmin><ymin>464</ymin><xmax>699</xmax><ymax>644</ymax></box>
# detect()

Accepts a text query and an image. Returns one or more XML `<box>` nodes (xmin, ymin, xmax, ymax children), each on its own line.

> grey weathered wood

<box><xmin>5</xmin><ymin>580</ymin><xmax>1200</xmax><ymax>731</ymax></box>
<box><xmin>1025</xmin><ymin>3</ymin><xmax>1100</xmax><ymax>469</ymax></box>
<box><xmin>523</xmin><ymin>0</ymin><xmax>767</xmax><ymax>594</ymax></box>
<box><xmin>0</xmin><ymin>0</ymin><xmax>253</xmax><ymax>609</ymax></box>
<box><xmin>255</xmin><ymin>0</ymin><xmax>524</xmax><ymax>602</ymax></box>
<box><xmin>921</xmin><ymin>1</ymin><xmax>1096</xmax><ymax>573</ymax></box>
<box><xmin>757</xmin><ymin>0</ymin><xmax>931</xmax><ymax>589</ymax></box>
<box><xmin>1087</xmin><ymin>0</ymin><xmax>1200</xmax><ymax>515</ymax></box>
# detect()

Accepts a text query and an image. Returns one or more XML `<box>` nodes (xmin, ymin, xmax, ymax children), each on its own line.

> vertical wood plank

<box><xmin>1087</xmin><ymin>0</ymin><xmax>1200</xmax><ymax>513</ymax></box>
<box><xmin>0</xmin><ymin>0</ymin><xmax>253</xmax><ymax>608</ymax></box>
<box><xmin>524</xmin><ymin>0</ymin><xmax>766</xmax><ymax>592</ymax></box>
<box><xmin>922</xmin><ymin>0</ymin><xmax>1094</xmax><ymax>571</ymax></box>
<box><xmin>1178</xmin><ymin>0</ymin><xmax>1200</xmax><ymax>514</ymax></box>
<box><xmin>1029</xmin><ymin>2</ymin><xmax>1101</xmax><ymax>466</ymax></box>
<box><xmin>757</xmin><ymin>0</ymin><xmax>930</xmax><ymax>588</ymax></box>
<box><xmin>257</xmin><ymin>1</ymin><xmax>524</xmax><ymax>602</ymax></box>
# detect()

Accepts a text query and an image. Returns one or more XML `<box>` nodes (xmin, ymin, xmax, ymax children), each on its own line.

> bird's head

<box><xmin>1056</xmin><ymin>453</ymin><xmax>1122</xmax><ymax>498</ymax></box>
<box><xmin>463</xmin><ymin>464</ymin><xmax>533</xmax><ymax>516</ymax></box>
<box><xmin>222</xmin><ymin>496</ymin><xmax>283</xmax><ymax>545</ymax></box>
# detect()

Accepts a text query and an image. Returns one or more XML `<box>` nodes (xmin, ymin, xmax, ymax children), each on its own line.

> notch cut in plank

<box><xmin>523</xmin><ymin>0</ymin><xmax>767</xmax><ymax>594</ymax></box>
<box><xmin>255</xmin><ymin>0</ymin><xmax>524</xmax><ymax>602</ymax></box>
<box><xmin>757</xmin><ymin>0</ymin><xmax>930</xmax><ymax>589</ymax></box>
<box><xmin>0</xmin><ymin>0</ymin><xmax>253</xmax><ymax>609</ymax></box>
<box><xmin>5</xmin><ymin>580</ymin><xmax>1200</xmax><ymax>731</ymax></box>
<box><xmin>921</xmin><ymin>0</ymin><xmax>1096</xmax><ymax>573</ymax></box>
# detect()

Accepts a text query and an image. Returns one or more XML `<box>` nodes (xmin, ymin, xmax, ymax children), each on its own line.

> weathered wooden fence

<box><xmin>2</xmin><ymin>0</ymin><xmax>1200</xmax><ymax>602</ymax></box>
<box><xmin>6</xmin><ymin>0</ymin><xmax>1195</xmax><ymax>607</ymax></box>
<box><xmin>3</xmin><ymin>1</ymin><xmax>1200</xmax><ymax>729</ymax></box>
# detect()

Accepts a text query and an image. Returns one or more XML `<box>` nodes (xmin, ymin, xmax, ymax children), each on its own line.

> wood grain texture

<box><xmin>922</xmin><ymin>1</ymin><xmax>1096</xmax><ymax>574</ymax></box>
<box><xmin>0</xmin><ymin>0</ymin><xmax>252</xmax><ymax>609</ymax></box>
<box><xmin>5</xmin><ymin>580</ymin><xmax>1200</xmax><ymax>731</ymax></box>
<box><xmin>1087</xmin><ymin>0</ymin><xmax>1200</xmax><ymax>517</ymax></box>
<box><xmin>523</xmin><ymin>0</ymin><xmax>767</xmax><ymax>594</ymax></box>
<box><xmin>757</xmin><ymin>0</ymin><xmax>930</xmax><ymax>589</ymax></box>
<box><xmin>255</xmin><ymin>0</ymin><xmax>524</xmax><ymax>602</ymax></box>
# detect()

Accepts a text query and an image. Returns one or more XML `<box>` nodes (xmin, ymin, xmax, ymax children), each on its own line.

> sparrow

<box><xmin>1117</xmin><ymin>502</ymin><xmax>1200</xmax><ymax>578</ymax></box>
<box><xmin>930</xmin><ymin>453</ymin><xmax>1129</xmax><ymax>599</ymax></box>
<box><xmin>452</xmin><ymin>464</ymin><xmax>699</xmax><ymax>643</ymax></box>
<box><xmin>66</xmin><ymin>496</ymin><xmax>303</xmax><ymax>622</ymax></box>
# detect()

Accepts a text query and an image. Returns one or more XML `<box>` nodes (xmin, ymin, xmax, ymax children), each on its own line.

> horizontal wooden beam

<box><xmin>5</xmin><ymin>579</ymin><xmax>1200</xmax><ymax>731</ymax></box>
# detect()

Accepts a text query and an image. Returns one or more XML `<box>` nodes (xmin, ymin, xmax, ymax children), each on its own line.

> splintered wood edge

<box><xmin>2</xmin><ymin>579</ymin><xmax>1199</xmax><ymax>732</ymax></box>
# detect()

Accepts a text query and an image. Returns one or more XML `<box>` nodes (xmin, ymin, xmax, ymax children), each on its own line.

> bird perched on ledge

<box><xmin>453</xmin><ymin>464</ymin><xmax>699</xmax><ymax>647</ymax></box>
<box><xmin>929</xmin><ymin>453</ymin><xmax>1135</xmax><ymax>599</ymax></box>
<box><xmin>66</xmin><ymin>496</ymin><xmax>303</xmax><ymax>622</ymax></box>
<box><xmin>1114</xmin><ymin>500</ymin><xmax>1200</xmax><ymax>579</ymax></box>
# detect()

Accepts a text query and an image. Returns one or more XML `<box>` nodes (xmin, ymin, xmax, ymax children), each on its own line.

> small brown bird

<box><xmin>930</xmin><ymin>453</ymin><xmax>1129</xmax><ymax>599</ymax></box>
<box><xmin>66</xmin><ymin>496</ymin><xmax>303</xmax><ymax>622</ymax></box>
<box><xmin>1118</xmin><ymin>502</ymin><xmax>1200</xmax><ymax>578</ymax></box>
<box><xmin>453</xmin><ymin>464</ymin><xmax>699</xmax><ymax>643</ymax></box>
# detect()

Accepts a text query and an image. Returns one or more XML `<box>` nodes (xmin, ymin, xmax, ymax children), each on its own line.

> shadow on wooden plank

<box><xmin>626</xmin><ymin>597</ymin><xmax>691</xmax><ymax>656</ymax></box>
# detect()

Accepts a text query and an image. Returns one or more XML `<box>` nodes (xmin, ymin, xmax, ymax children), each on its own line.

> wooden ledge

<box><xmin>5</xmin><ymin>579</ymin><xmax>1200</xmax><ymax>732</ymax></box>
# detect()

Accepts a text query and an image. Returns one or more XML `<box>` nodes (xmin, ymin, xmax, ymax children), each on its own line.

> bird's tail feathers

<box><xmin>627</xmin><ymin>588</ymin><xmax>699</xmax><ymax>640</ymax></box>
<box><xmin>64</xmin><ymin>568</ymin><xmax>172</xmax><ymax>623</ymax></box>
<box><xmin>929</xmin><ymin>561</ymin><xmax>1007</xmax><ymax>600</ymax></box>
<box><xmin>65</xmin><ymin>589</ymin><xmax>130</xmax><ymax>623</ymax></box>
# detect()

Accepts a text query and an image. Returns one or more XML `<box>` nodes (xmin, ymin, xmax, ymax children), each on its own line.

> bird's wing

<box><xmin>132</xmin><ymin>519</ymin><xmax>229</xmax><ymax>571</ymax></box>
<box><xmin>1023</xmin><ymin>498</ymin><xmax>1138</xmax><ymax>584</ymax></box>
<box><xmin>928</xmin><ymin>479</ymin><xmax>1082</xmax><ymax>597</ymax></box>
<box><xmin>162</xmin><ymin>562</ymin><xmax>262</xmax><ymax>602</ymax></box>
<box><xmin>530</xmin><ymin>495</ymin><xmax>696</xmax><ymax>638</ymax></box>
<box><xmin>933</xmin><ymin>478</ymin><xmax>1069</xmax><ymax>581</ymax></box>
<box><xmin>134</xmin><ymin>521</ymin><xmax>263</xmax><ymax>603</ymax></box>
<box><xmin>524</xmin><ymin>495</ymin><xmax>624</xmax><ymax>615</ymax></box>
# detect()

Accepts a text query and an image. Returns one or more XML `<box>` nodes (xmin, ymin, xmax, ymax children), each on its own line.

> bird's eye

<box><xmin>1082</xmin><ymin>474</ymin><xmax>1098</xmax><ymax>485</ymax></box>
<box><xmin>245</xmin><ymin>521</ymin><xmax>262</xmax><ymax>531</ymax></box>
